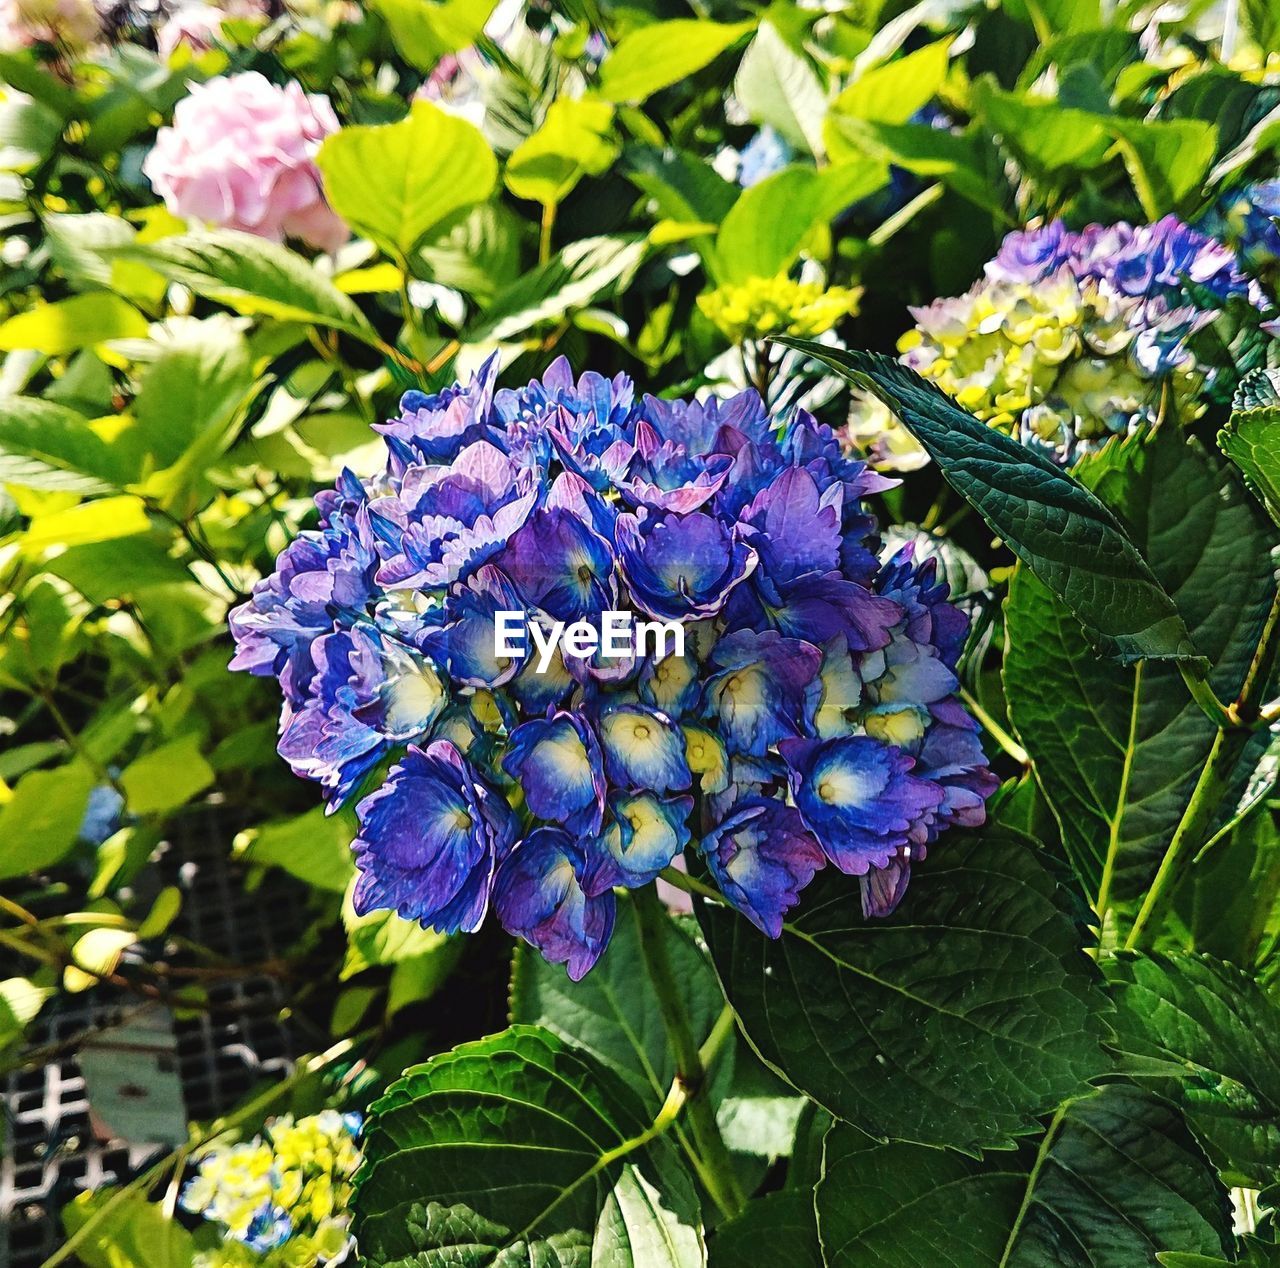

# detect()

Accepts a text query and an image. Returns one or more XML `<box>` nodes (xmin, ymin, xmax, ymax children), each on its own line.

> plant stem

<box><xmin>1126</xmin><ymin>580</ymin><xmax>1280</xmax><ymax>948</ymax></box>
<box><xmin>657</xmin><ymin>865</ymin><xmax>724</xmax><ymax>904</ymax></box>
<box><xmin>958</xmin><ymin>687</ymin><xmax>1029</xmax><ymax>767</ymax></box>
<box><xmin>539</xmin><ymin>202</ymin><xmax>557</xmax><ymax>266</ymax></box>
<box><xmin>1125</xmin><ymin>727</ymin><xmax>1250</xmax><ymax>949</ymax></box>
<box><xmin>631</xmin><ymin>887</ymin><xmax>746</xmax><ymax>1219</ymax></box>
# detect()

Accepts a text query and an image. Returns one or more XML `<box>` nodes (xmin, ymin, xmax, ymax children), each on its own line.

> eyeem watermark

<box><xmin>495</xmin><ymin>611</ymin><xmax>686</xmax><ymax>673</ymax></box>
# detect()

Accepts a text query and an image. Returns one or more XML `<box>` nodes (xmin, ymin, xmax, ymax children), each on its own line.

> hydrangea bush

<box><xmin>4</xmin><ymin>2</ymin><xmax>1280</xmax><ymax>1266</ymax></box>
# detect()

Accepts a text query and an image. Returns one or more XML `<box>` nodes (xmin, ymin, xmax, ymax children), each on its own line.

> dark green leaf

<box><xmin>777</xmin><ymin>344</ymin><xmax>1199</xmax><ymax>665</ymax></box>
<box><xmin>1004</xmin><ymin>431</ymin><xmax>1275</xmax><ymax>906</ymax></box>
<box><xmin>696</xmin><ymin>828</ymin><xmax>1110</xmax><ymax>1151</ymax></box>
<box><xmin>511</xmin><ymin>893</ymin><xmax>727</xmax><ymax>1109</ymax></box>
<box><xmin>0</xmin><ymin>760</ymin><xmax>96</xmax><ymax>879</ymax></box>
<box><xmin>816</xmin><ymin>1083</ymin><xmax>1234</xmax><ymax>1266</ymax></box>
<box><xmin>1107</xmin><ymin>951</ymin><xmax>1280</xmax><ymax>1188</ymax></box>
<box><xmin>709</xmin><ymin>1191</ymin><xmax>820</xmax><ymax>1267</ymax></box>
<box><xmin>1220</xmin><ymin>393</ymin><xmax>1280</xmax><ymax>528</ymax></box>
<box><xmin>352</xmin><ymin>1025</ymin><xmax>704</xmax><ymax>1267</ymax></box>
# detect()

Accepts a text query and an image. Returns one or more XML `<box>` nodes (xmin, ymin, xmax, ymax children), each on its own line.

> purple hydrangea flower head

<box><xmin>232</xmin><ymin>357</ymin><xmax>996</xmax><ymax>975</ymax></box>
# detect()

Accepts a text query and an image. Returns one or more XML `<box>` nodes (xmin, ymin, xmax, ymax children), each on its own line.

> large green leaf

<box><xmin>777</xmin><ymin>344</ymin><xmax>1199</xmax><ymax>665</ymax></box>
<box><xmin>733</xmin><ymin>23</ymin><xmax>827</xmax><ymax>155</ymax></box>
<box><xmin>369</xmin><ymin>0</ymin><xmax>494</xmax><ymax>69</ymax></box>
<box><xmin>505</xmin><ymin>98</ymin><xmax>618</xmax><ymax>207</ymax></box>
<box><xmin>316</xmin><ymin>102</ymin><xmax>497</xmax><ymax>261</ymax></box>
<box><xmin>971</xmin><ymin>80</ymin><xmax>1112</xmax><ymax>172</ymax></box>
<box><xmin>511</xmin><ymin>894</ymin><xmax>727</xmax><ymax>1108</ymax></box>
<box><xmin>131</xmin><ymin>318</ymin><xmax>256</xmax><ymax>469</ymax></box>
<box><xmin>696</xmin><ymin>828</ymin><xmax>1109</xmax><ymax>1152</ymax></box>
<box><xmin>831</xmin><ymin>39</ymin><xmax>953</xmax><ymax>125</ymax></box>
<box><xmin>352</xmin><ymin>1025</ymin><xmax>704</xmax><ymax>1267</ymax></box>
<box><xmin>1108</xmin><ymin>118</ymin><xmax>1218</xmax><ymax>218</ymax></box>
<box><xmin>596</xmin><ymin>19</ymin><xmax>755</xmax><ymax>104</ymax></box>
<box><xmin>1107</xmin><ymin>951</ymin><xmax>1280</xmax><ymax>1188</ymax></box>
<box><xmin>815</xmin><ymin>1083</ymin><xmax>1233</xmax><ymax>1266</ymax></box>
<box><xmin>106</xmin><ymin>232</ymin><xmax>378</xmax><ymax>343</ymax></box>
<box><xmin>0</xmin><ymin>396</ymin><xmax>129</xmax><ymax>493</ymax></box>
<box><xmin>1003</xmin><ymin>432</ymin><xmax>1275</xmax><ymax>906</ymax></box>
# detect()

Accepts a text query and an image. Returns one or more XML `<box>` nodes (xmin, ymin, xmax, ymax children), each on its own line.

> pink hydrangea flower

<box><xmin>143</xmin><ymin>72</ymin><xmax>347</xmax><ymax>253</ymax></box>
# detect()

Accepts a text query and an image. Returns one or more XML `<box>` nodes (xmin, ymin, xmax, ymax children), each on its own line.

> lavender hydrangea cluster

<box><xmin>229</xmin><ymin>358</ymin><xmax>996</xmax><ymax>979</ymax></box>
<box><xmin>854</xmin><ymin>215</ymin><xmax>1269</xmax><ymax>467</ymax></box>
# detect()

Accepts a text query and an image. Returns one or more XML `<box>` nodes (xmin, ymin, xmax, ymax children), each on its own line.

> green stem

<box><xmin>958</xmin><ymin>687</ymin><xmax>1029</xmax><ymax>767</ymax></box>
<box><xmin>539</xmin><ymin>202</ymin><xmax>558</xmax><ymax>266</ymax></box>
<box><xmin>1126</xmin><ymin>580</ymin><xmax>1280</xmax><ymax>949</ymax></box>
<box><xmin>1125</xmin><ymin>725</ymin><xmax>1252</xmax><ymax>949</ymax></box>
<box><xmin>1178</xmin><ymin>663</ymin><xmax>1234</xmax><ymax>729</ymax></box>
<box><xmin>631</xmin><ymin>887</ymin><xmax>746</xmax><ymax>1219</ymax></box>
<box><xmin>43</xmin><ymin>1036</ymin><xmax>364</xmax><ymax>1268</ymax></box>
<box><xmin>657</xmin><ymin>865</ymin><xmax>725</xmax><ymax>904</ymax></box>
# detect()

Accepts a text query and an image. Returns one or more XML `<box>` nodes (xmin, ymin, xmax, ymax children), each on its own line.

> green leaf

<box><xmin>0</xmin><ymin>976</ymin><xmax>52</xmax><ymax>1053</ymax></box>
<box><xmin>369</xmin><ymin>0</ymin><xmax>495</xmax><ymax>69</ymax></box>
<box><xmin>0</xmin><ymin>396</ymin><xmax>128</xmax><ymax>492</ymax></box>
<box><xmin>832</xmin><ymin>39</ymin><xmax>952</xmax><ymax>125</ymax></box>
<box><xmin>1219</xmin><ymin>400</ymin><xmax>1280</xmax><ymax>528</ymax></box>
<box><xmin>734</xmin><ymin>23</ymin><xmax>827</xmax><ymax>155</ymax></box>
<box><xmin>352</xmin><ymin>1025</ymin><xmax>704</xmax><ymax>1267</ymax></box>
<box><xmin>972</xmin><ymin>81</ymin><xmax>1112</xmax><ymax>172</ymax></box>
<box><xmin>132</xmin><ymin>318</ymin><xmax>256</xmax><ymax>469</ymax></box>
<box><xmin>1106</xmin><ymin>951</ymin><xmax>1280</xmax><ymax>1188</ymax></box>
<box><xmin>505</xmin><ymin>98</ymin><xmax>619</xmax><ymax>207</ymax></box>
<box><xmin>63</xmin><ymin>1187</ymin><xmax>195</xmax><ymax>1268</ymax></box>
<box><xmin>709</xmin><ymin>1191</ymin><xmax>821</xmax><ymax>1267</ymax></box>
<box><xmin>815</xmin><ymin>1083</ymin><xmax>1234</xmax><ymax>1266</ymax></box>
<box><xmin>597</xmin><ymin>19</ymin><xmax>755</xmax><ymax>103</ymax></box>
<box><xmin>44</xmin><ymin>535</ymin><xmax>191</xmax><ymax>603</ymax></box>
<box><xmin>0</xmin><ymin>95</ymin><xmax>61</xmax><ymax>171</ymax></box>
<box><xmin>0</xmin><ymin>292</ymin><xmax>148</xmax><ymax>355</ymax></box>
<box><xmin>316</xmin><ymin>101</ymin><xmax>497</xmax><ymax>261</ymax></box>
<box><xmin>234</xmin><ymin>804</ymin><xmax>355</xmax><ymax>893</ymax></box>
<box><xmin>106</xmin><ymin>231</ymin><xmax>378</xmax><ymax>343</ymax></box>
<box><xmin>119</xmin><ymin>734</ymin><xmax>214</xmax><ymax>816</ymax></box>
<box><xmin>467</xmin><ymin>235</ymin><xmax>646</xmax><ymax>344</ymax></box>
<box><xmin>777</xmin><ymin>344</ymin><xmax>1199</xmax><ymax>665</ymax></box>
<box><xmin>0</xmin><ymin>760</ymin><xmax>96</xmax><ymax>879</ymax></box>
<box><xmin>342</xmin><ymin>873</ymin><xmax>450</xmax><ymax>976</ymax></box>
<box><xmin>511</xmin><ymin>893</ymin><xmax>728</xmax><ymax>1109</ymax></box>
<box><xmin>714</xmin><ymin>164</ymin><xmax>885</xmax><ymax>283</ymax></box>
<box><xmin>1003</xmin><ymin>432</ymin><xmax>1275</xmax><ymax>905</ymax></box>
<box><xmin>1108</xmin><ymin>118</ymin><xmax>1218</xmax><ymax>218</ymax></box>
<box><xmin>696</xmin><ymin>828</ymin><xmax>1109</xmax><ymax>1151</ymax></box>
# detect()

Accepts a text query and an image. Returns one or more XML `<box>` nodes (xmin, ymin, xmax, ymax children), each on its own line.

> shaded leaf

<box><xmin>816</xmin><ymin>1083</ymin><xmax>1234</xmax><ymax>1266</ymax></box>
<box><xmin>1003</xmin><ymin>432</ymin><xmax>1275</xmax><ymax>905</ymax></box>
<box><xmin>352</xmin><ymin>1025</ymin><xmax>703</xmax><ymax>1267</ymax></box>
<box><xmin>696</xmin><ymin>828</ymin><xmax>1110</xmax><ymax>1151</ymax></box>
<box><xmin>1107</xmin><ymin>951</ymin><xmax>1280</xmax><ymax>1188</ymax></box>
<box><xmin>0</xmin><ymin>292</ymin><xmax>147</xmax><ymax>355</ymax></box>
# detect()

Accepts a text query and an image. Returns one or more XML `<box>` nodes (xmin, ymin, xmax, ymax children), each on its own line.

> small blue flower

<box><xmin>598</xmin><ymin>704</ymin><xmax>691</xmax><ymax>795</ymax></box>
<box><xmin>502</xmin><ymin>711</ymin><xmax>607</xmax><ymax>835</ymax></box>
<box><xmin>585</xmin><ymin>792</ymin><xmax>693</xmax><ymax>894</ymax></box>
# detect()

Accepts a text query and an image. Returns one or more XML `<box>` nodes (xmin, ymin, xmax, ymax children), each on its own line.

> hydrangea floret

<box><xmin>179</xmin><ymin>1110</ymin><xmax>361</xmax><ymax>1266</ymax></box>
<box><xmin>850</xmin><ymin>215</ymin><xmax>1267</xmax><ymax>466</ymax></box>
<box><xmin>230</xmin><ymin>357</ymin><xmax>996</xmax><ymax>979</ymax></box>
